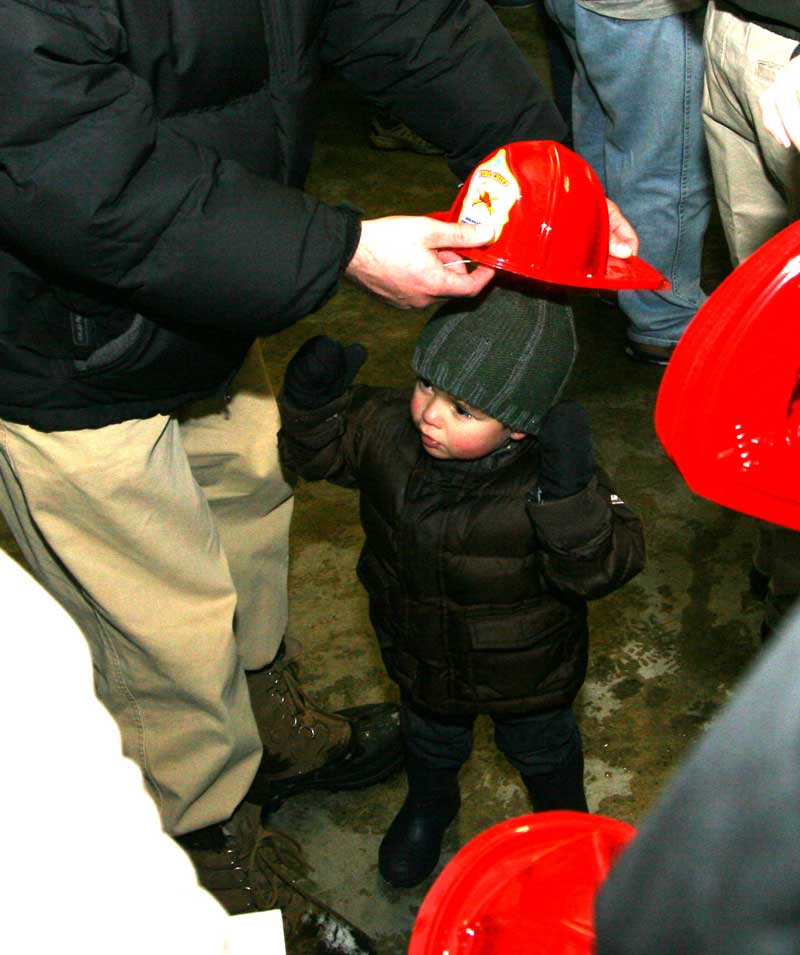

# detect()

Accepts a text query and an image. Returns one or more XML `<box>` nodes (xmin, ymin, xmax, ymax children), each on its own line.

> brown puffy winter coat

<box><xmin>279</xmin><ymin>385</ymin><xmax>645</xmax><ymax>716</ymax></box>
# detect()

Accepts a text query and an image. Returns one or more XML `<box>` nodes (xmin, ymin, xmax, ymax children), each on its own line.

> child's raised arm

<box><xmin>278</xmin><ymin>335</ymin><xmax>368</xmax><ymax>487</ymax></box>
<box><xmin>527</xmin><ymin>401</ymin><xmax>645</xmax><ymax>601</ymax></box>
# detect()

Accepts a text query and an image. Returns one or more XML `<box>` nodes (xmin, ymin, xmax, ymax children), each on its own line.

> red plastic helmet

<box><xmin>432</xmin><ymin>140</ymin><xmax>669</xmax><ymax>290</ymax></box>
<box><xmin>409</xmin><ymin>811</ymin><xmax>637</xmax><ymax>955</ymax></box>
<box><xmin>655</xmin><ymin>219</ymin><xmax>800</xmax><ymax>531</ymax></box>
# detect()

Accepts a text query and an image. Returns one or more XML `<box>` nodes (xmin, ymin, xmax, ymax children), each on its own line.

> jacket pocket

<box><xmin>464</xmin><ymin>599</ymin><xmax>575</xmax><ymax>651</ymax></box>
<box><xmin>72</xmin><ymin>313</ymin><xmax>155</xmax><ymax>377</ymax></box>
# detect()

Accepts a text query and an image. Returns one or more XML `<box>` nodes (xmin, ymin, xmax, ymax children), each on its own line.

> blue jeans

<box><xmin>545</xmin><ymin>1</ymin><xmax>712</xmax><ymax>349</ymax></box>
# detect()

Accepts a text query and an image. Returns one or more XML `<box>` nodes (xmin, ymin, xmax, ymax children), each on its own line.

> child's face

<box><xmin>410</xmin><ymin>378</ymin><xmax>526</xmax><ymax>460</ymax></box>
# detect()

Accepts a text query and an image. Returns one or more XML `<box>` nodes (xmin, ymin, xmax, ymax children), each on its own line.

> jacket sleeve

<box><xmin>320</xmin><ymin>0</ymin><xmax>567</xmax><ymax>180</ymax></box>
<box><xmin>0</xmin><ymin>1</ymin><xmax>360</xmax><ymax>336</ymax></box>
<box><xmin>278</xmin><ymin>393</ymin><xmax>356</xmax><ymax>487</ymax></box>
<box><xmin>526</xmin><ymin>468</ymin><xmax>645</xmax><ymax>601</ymax></box>
<box><xmin>278</xmin><ymin>386</ymin><xmax>383</xmax><ymax>488</ymax></box>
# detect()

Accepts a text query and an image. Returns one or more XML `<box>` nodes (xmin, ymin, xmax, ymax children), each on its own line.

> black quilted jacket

<box><xmin>727</xmin><ymin>1</ymin><xmax>800</xmax><ymax>40</ymax></box>
<box><xmin>0</xmin><ymin>0</ymin><xmax>564</xmax><ymax>431</ymax></box>
<box><xmin>279</xmin><ymin>385</ymin><xmax>645</xmax><ymax>716</ymax></box>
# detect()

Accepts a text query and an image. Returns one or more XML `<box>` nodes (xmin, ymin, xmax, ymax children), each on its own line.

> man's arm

<box><xmin>0</xmin><ymin>1</ymin><xmax>357</xmax><ymax>334</ymax></box>
<box><xmin>321</xmin><ymin>0</ymin><xmax>567</xmax><ymax>179</ymax></box>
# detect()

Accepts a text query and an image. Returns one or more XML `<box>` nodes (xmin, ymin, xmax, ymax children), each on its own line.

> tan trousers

<box><xmin>703</xmin><ymin>1</ymin><xmax>800</xmax><ymax>264</ymax></box>
<box><xmin>703</xmin><ymin>2</ymin><xmax>800</xmax><ymax>598</ymax></box>
<box><xmin>0</xmin><ymin>344</ymin><xmax>293</xmax><ymax>835</ymax></box>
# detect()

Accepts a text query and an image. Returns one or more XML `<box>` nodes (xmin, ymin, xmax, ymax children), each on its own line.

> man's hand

<box><xmin>760</xmin><ymin>57</ymin><xmax>800</xmax><ymax>150</ymax></box>
<box><xmin>605</xmin><ymin>198</ymin><xmax>639</xmax><ymax>259</ymax></box>
<box><xmin>346</xmin><ymin>199</ymin><xmax>639</xmax><ymax>311</ymax></box>
<box><xmin>345</xmin><ymin>216</ymin><xmax>496</xmax><ymax>309</ymax></box>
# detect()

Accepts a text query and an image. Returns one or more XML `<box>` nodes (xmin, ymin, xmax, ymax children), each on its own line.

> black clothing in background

<box><xmin>726</xmin><ymin>0</ymin><xmax>800</xmax><ymax>40</ymax></box>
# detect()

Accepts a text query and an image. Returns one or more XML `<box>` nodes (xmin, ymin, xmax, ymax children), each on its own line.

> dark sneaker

<box><xmin>368</xmin><ymin>116</ymin><xmax>444</xmax><ymax>156</ymax></box>
<box><xmin>624</xmin><ymin>340</ymin><xmax>675</xmax><ymax>366</ymax></box>
<box><xmin>179</xmin><ymin>802</ymin><xmax>378</xmax><ymax>954</ymax></box>
<box><xmin>245</xmin><ymin>660</ymin><xmax>403</xmax><ymax>808</ymax></box>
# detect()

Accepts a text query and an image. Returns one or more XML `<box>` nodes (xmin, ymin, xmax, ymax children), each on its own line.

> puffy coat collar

<box><xmin>411</xmin><ymin>426</ymin><xmax>537</xmax><ymax>486</ymax></box>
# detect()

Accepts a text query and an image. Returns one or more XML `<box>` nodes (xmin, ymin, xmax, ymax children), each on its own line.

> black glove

<box><xmin>282</xmin><ymin>335</ymin><xmax>367</xmax><ymax>409</ymax></box>
<box><xmin>536</xmin><ymin>400</ymin><xmax>594</xmax><ymax>501</ymax></box>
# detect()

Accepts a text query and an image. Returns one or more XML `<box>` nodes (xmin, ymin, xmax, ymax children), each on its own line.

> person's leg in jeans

<box><xmin>545</xmin><ymin>0</ymin><xmax>602</xmax><ymax>172</ymax></box>
<box><xmin>703</xmin><ymin>1</ymin><xmax>800</xmax><ymax>638</ymax></box>
<box><xmin>548</xmin><ymin>2</ymin><xmax>712</xmax><ymax>357</ymax></box>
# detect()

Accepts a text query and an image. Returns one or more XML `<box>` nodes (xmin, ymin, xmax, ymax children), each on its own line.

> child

<box><xmin>277</xmin><ymin>280</ymin><xmax>645</xmax><ymax>888</ymax></box>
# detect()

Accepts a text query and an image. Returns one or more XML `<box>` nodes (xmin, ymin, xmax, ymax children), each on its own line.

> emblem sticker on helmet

<box><xmin>456</xmin><ymin>147</ymin><xmax>521</xmax><ymax>242</ymax></box>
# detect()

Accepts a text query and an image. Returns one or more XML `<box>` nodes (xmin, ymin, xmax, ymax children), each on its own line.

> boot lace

<box><xmin>265</xmin><ymin>667</ymin><xmax>318</xmax><ymax>739</ymax></box>
<box><xmin>247</xmin><ymin>825</ymin><xmax>313</xmax><ymax>910</ymax></box>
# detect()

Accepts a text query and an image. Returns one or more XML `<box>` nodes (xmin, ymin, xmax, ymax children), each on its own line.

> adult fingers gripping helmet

<box><xmin>433</xmin><ymin>140</ymin><xmax>669</xmax><ymax>291</ymax></box>
<box><xmin>655</xmin><ymin>219</ymin><xmax>800</xmax><ymax>530</ymax></box>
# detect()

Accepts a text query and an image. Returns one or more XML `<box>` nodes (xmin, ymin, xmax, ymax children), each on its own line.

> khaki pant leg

<box><xmin>180</xmin><ymin>343</ymin><xmax>294</xmax><ymax>669</ymax></box>
<box><xmin>703</xmin><ymin>2</ymin><xmax>800</xmax><ymax>266</ymax></box>
<box><xmin>0</xmin><ymin>415</ymin><xmax>261</xmax><ymax>836</ymax></box>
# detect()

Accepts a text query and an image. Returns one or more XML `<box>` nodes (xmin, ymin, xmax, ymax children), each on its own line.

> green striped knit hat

<box><xmin>411</xmin><ymin>282</ymin><xmax>577</xmax><ymax>435</ymax></box>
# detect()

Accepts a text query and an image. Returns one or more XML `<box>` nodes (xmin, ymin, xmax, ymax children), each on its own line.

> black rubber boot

<box><xmin>523</xmin><ymin>748</ymin><xmax>589</xmax><ymax>813</ymax></box>
<box><xmin>378</xmin><ymin>756</ymin><xmax>461</xmax><ymax>888</ymax></box>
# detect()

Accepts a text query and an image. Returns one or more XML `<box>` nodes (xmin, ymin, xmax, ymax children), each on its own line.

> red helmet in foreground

<box><xmin>655</xmin><ymin>220</ymin><xmax>800</xmax><ymax>530</ymax></box>
<box><xmin>409</xmin><ymin>811</ymin><xmax>636</xmax><ymax>955</ymax></box>
<box><xmin>431</xmin><ymin>140</ymin><xmax>669</xmax><ymax>291</ymax></box>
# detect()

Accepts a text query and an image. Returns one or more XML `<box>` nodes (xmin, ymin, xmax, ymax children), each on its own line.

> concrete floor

<box><xmin>0</xmin><ymin>8</ymin><xmax>767</xmax><ymax>955</ymax></box>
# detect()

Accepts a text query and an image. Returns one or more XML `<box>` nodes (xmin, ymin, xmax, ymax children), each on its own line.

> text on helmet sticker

<box><xmin>456</xmin><ymin>147</ymin><xmax>521</xmax><ymax>242</ymax></box>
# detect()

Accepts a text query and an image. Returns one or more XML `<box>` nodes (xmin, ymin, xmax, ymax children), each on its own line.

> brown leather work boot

<box><xmin>245</xmin><ymin>658</ymin><xmax>403</xmax><ymax>810</ymax></box>
<box><xmin>178</xmin><ymin>802</ymin><xmax>378</xmax><ymax>955</ymax></box>
<box><xmin>247</xmin><ymin>662</ymin><xmax>353</xmax><ymax>779</ymax></box>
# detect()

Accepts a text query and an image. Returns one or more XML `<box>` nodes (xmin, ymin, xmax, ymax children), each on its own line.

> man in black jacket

<box><xmin>0</xmin><ymin>1</ymin><xmax>637</xmax><ymax>946</ymax></box>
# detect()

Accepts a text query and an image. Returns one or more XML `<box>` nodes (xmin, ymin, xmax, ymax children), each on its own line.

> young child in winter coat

<box><xmin>277</xmin><ymin>279</ymin><xmax>645</xmax><ymax>889</ymax></box>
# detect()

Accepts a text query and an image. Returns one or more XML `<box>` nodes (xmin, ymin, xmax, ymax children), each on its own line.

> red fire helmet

<box><xmin>655</xmin><ymin>219</ymin><xmax>800</xmax><ymax>530</ymax></box>
<box><xmin>431</xmin><ymin>140</ymin><xmax>669</xmax><ymax>290</ymax></box>
<box><xmin>408</xmin><ymin>811</ymin><xmax>636</xmax><ymax>955</ymax></box>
